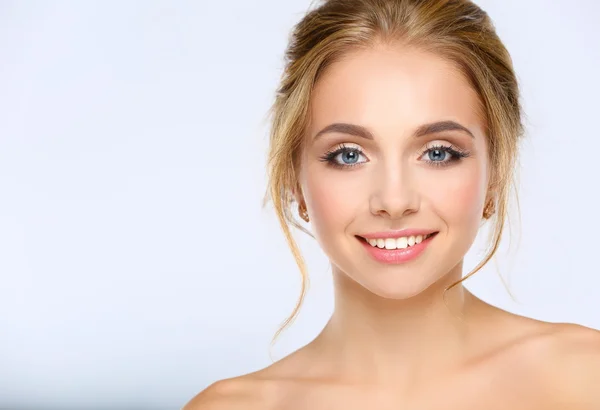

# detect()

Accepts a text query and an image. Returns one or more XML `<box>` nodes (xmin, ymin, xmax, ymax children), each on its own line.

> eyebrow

<box><xmin>313</xmin><ymin>120</ymin><xmax>475</xmax><ymax>140</ymax></box>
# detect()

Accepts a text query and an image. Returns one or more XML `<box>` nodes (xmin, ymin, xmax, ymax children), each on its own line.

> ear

<box><xmin>292</xmin><ymin>183</ymin><xmax>305</xmax><ymax>206</ymax></box>
<box><xmin>485</xmin><ymin>169</ymin><xmax>499</xmax><ymax>200</ymax></box>
<box><xmin>482</xmin><ymin>188</ymin><xmax>497</xmax><ymax>220</ymax></box>
<box><xmin>485</xmin><ymin>188</ymin><xmax>496</xmax><ymax>203</ymax></box>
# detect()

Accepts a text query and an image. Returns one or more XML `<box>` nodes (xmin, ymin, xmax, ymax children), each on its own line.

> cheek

<box><xmin>427</xmin><ymin>165</ymin><xmax>487</xmax><ymax>226</ymax></box>
<box><xmin>301</xmin><ymin>164</ymin><xmax>362</xmax><ymax>241</ymax></box>
<box><xmin>304</xmin><ymin>170</ymin><xmax>348</xmax><ymax>224</ymax></box>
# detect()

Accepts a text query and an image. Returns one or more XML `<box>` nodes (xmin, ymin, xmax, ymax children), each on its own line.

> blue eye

<box><xmin>337</xmin><ymin>149</ymin><xmax>361</xmax><ymax>164</ymax></box>
<box><xmin>320</xmin><ymin>145</ymin><xmax>367</xmax><ymax>168</ymax></box>
<box><xmin>427</xmin><ymin>148</ymin><xmax>449</xmax><ymax>162</ymax></box>
<box><xmin>422</xmin><ymin>144</ymin><xmax>470</xmax><ymax>167</ymax></box>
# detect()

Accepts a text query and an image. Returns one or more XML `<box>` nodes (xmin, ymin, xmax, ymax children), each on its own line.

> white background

<box><xmin>0</xmin><ymin>1</ymin><xmax>599</xmax><ymax>409</ymax></box>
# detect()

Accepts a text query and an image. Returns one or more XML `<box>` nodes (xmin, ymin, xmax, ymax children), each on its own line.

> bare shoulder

<box><xmin>536</xmin><ymin>322</ymin><xmax>600</xmax><ymax>408</ymax></box>
<box><xmin>182</xmin><ymin>346</ymin><xmax>312</xmax><ymax>410</ymax></box>
<box><xmin>182</xmin><ymin>375</ymin><xmax>276</xmax><ymax>410</ymax></box>
<box><xmin>484</xmin><ymin>319</ymin><xmax>600</xmax><ymax>408</ymax></box>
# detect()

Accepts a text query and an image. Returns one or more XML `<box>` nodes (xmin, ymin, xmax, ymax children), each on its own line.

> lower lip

<box><xmin>358</xmin><ymin>234</ymin><xmax>437</xmax><ymax>264</ymax></box>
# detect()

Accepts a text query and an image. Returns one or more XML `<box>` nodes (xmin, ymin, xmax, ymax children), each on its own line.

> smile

<box><xmin>361</xmin><ymin>233</ymin><xmax>436</xmax><ymax>250</ymax></box>
<box><xmin>356</xmin><ymin>232</ymin><xmax>438</xmax><ymax>264</ymax></box>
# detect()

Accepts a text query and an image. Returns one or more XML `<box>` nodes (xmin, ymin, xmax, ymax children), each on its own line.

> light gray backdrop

<box><xmin>1</xmin><ymin>1</ymin><xmax>599</xmax><ymax>409</ymax></box>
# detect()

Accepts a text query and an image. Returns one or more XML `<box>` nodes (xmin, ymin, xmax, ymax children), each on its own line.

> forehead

<box><xmin>308</xmin><ymin>44</ymin><xmax>485</xmax><ymax>137</ymax></box>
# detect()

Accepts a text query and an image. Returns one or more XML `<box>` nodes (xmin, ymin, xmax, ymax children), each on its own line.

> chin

<box><xmin>355</xmin><ymin>272</ymin><xmax>443</xmax><ymax>301</ymax></box>
<box><xmin>333</xmin><ymin>260</ymin><xmax>449</xmax><ymax>301</ymax></box>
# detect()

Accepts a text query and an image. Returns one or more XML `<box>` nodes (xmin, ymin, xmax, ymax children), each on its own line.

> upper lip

<box><xmin>358</xmin><ymin>229</ymin><xmax>438</xmax><ymax>239</ymax></box>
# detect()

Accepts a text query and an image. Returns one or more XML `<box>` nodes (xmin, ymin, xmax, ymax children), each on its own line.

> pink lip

<box><xmin>359</xmin><ymin>229</ymin><xmax>438</xmax><ymax>239</ymax></box>
<box><xmin>357</xmin><ymin>233</ymin><xmax>437</xmax><ymax>264</ymax></box>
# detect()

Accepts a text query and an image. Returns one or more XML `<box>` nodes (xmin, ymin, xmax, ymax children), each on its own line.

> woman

<box><xmin>187</xmin><ymin>0</ymin><xmax>600</xmax><ymax>408</ymax></box>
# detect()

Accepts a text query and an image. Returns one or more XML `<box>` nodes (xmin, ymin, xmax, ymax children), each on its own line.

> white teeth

<box><xmin>364</xmin><ymin>233</ymin><xmax>433</xmax><ymax>250</ymax></box>
<box><xmin>396</xmin><ymin>237</ymin><xmax>408</xmax><ymax>249</ymax></box>
<box><xmin>384</xmin><ymin>238</ymin><xmax>396</xmax><ymax>249</ymax></box>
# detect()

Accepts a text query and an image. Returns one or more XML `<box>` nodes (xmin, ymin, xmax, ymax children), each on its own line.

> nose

<box><xmin>369</xmin><ymin>163</ymin><xmax>420</xmax><ymax>220</ymax></box>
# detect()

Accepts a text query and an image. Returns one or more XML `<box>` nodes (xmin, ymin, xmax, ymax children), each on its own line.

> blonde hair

<box><xmin>263</xmin><ymin>0</ymin><xmax>524</xmax><ymax>345</ymax></box>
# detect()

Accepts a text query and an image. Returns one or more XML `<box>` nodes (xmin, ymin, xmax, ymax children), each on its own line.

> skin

<box><xmin>186</xmin><ymin>43</ymin><xmax>600</xmax><ymax>409</ymax></box>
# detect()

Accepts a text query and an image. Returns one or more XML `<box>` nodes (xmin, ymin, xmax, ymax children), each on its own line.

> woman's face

<box><xmin>297</xmin><ymin>44</ymin><xmax>491</xmax><ymax>299</ymax></box>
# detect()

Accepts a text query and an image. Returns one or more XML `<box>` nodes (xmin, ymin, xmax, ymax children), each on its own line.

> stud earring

<box><xmin>298</xmin><ymin>203</ymin><xmax>309</xmax><ymax>222</ymax></box>
<box><xmin>483</xmin><ymin>199</ymin><xmax>495</xmax><ymax>219</ymax></box>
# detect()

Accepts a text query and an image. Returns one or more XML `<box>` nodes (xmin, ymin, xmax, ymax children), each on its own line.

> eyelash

<box><xmin>419</xmin><ymin>144</ymin><xmax>471</xmax><ymax>167</ymax></box>
<box><xmin>318</xmin><ymin>143</ymin><xmax>471</xmax><ymax>169</ymax></box>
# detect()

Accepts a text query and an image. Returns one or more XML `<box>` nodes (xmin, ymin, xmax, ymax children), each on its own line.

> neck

<box><xmin>314</xmin><ymin>261</ymin><xmax>490</xmax><ymax>386</ymax></box>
